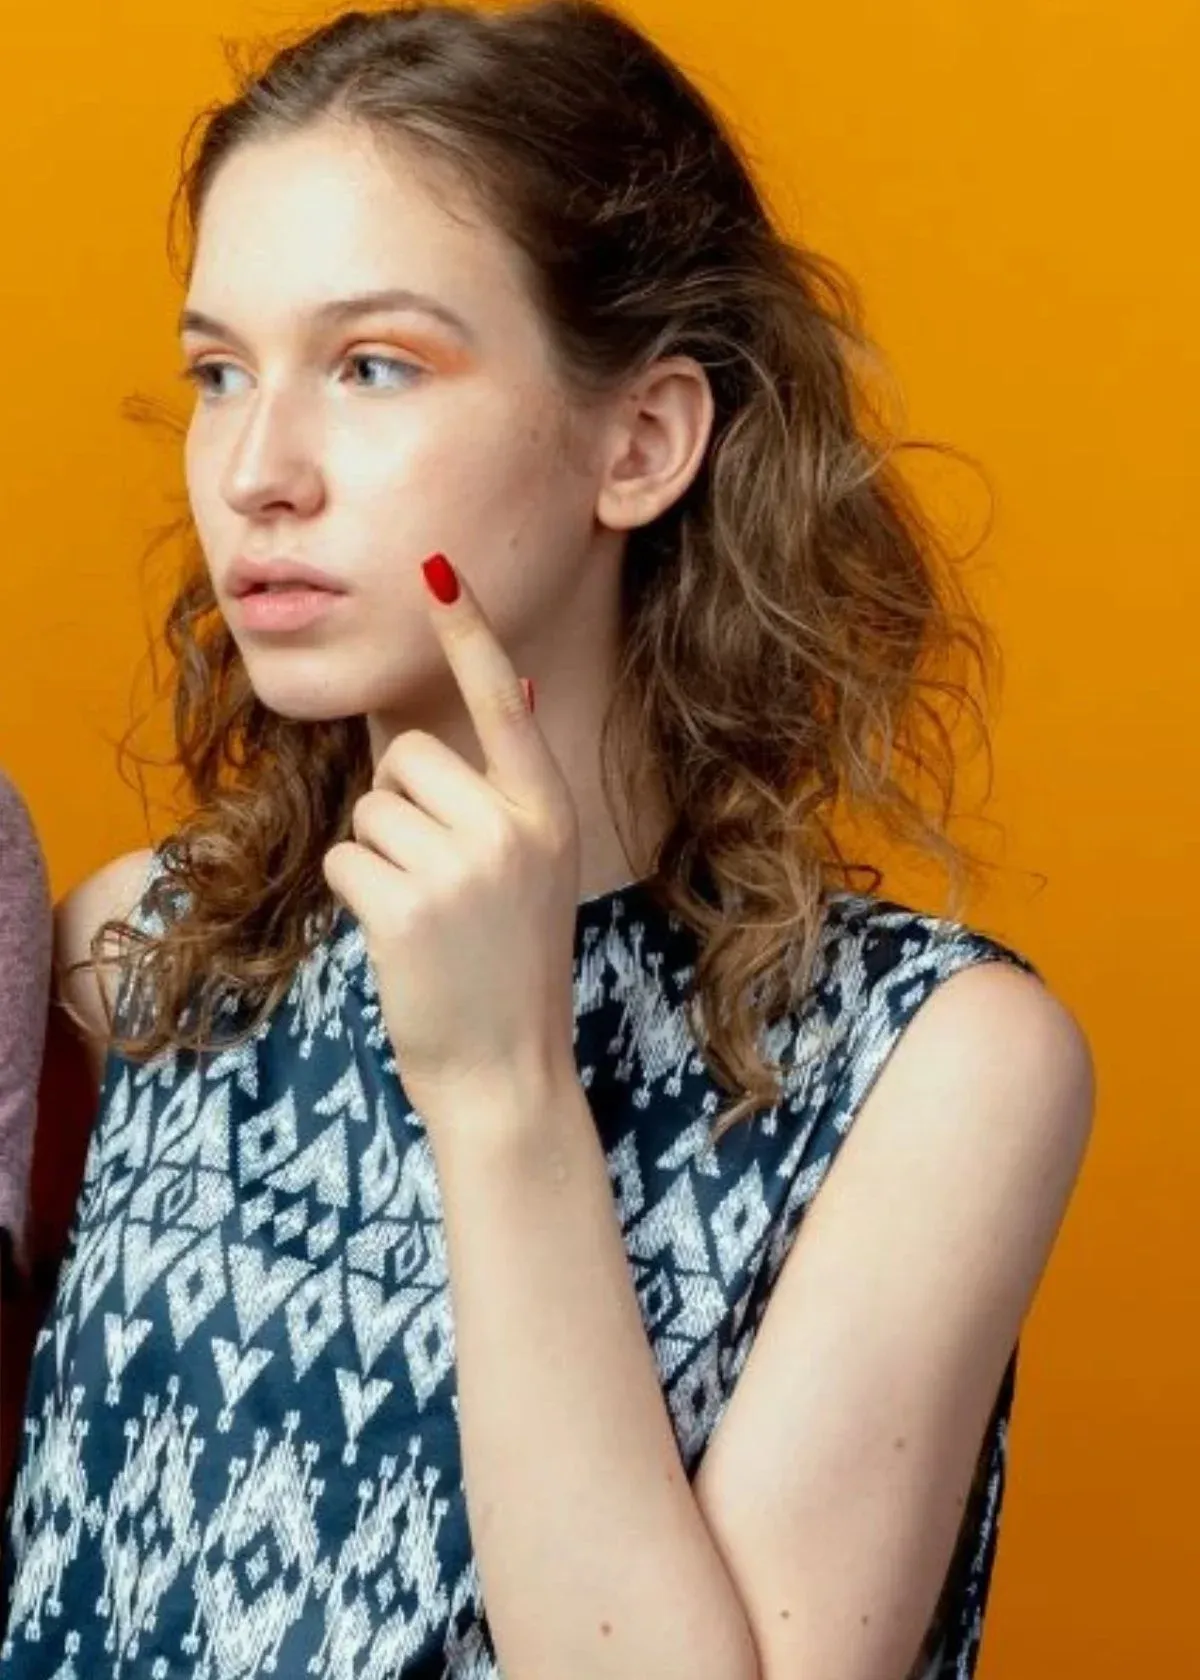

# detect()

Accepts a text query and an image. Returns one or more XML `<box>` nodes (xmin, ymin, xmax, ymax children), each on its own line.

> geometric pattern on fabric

<box><xmin>2</xmin><ymin>851</ymin><xmax>1036</xmax><ymax>1677</ymax></box>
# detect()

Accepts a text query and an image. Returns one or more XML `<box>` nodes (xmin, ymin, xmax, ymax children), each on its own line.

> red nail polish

<box><xmin>521</xmin><ymin>677</ymin><xmax>535</xmax><ymax>713</ymax></box>
<box><xmin>421</xmin><ymin>552</ymin><xmax>459</xmax><ymax>604</ymax></box>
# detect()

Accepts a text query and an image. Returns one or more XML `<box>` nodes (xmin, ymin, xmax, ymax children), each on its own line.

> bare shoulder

<box><xmin>818</xmin><ymin>954</ymin><xmax>1097</xmax><ymax>1333</ymax></box>
<box><xmin>798</xmin><ymin>952</ymin><xmax>1096</xmax><ymax>1322</ymax></box>
<box><xmin>54</xmin><ymin>848</ymin><xmax>157</xmax><ymax>1073</ymax></box>
<box><xmin>886</xmin><ymin>958</ymin><xmax>1095</xmax><ymax>1172</ymax></box>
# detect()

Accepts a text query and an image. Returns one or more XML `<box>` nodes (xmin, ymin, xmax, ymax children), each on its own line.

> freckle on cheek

<box><xmin>599</xmin><ymin>1621</ymin><xmax>612</xmax><ymax>1637</ymax></box>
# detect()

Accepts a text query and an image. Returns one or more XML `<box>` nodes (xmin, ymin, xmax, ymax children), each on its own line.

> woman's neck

<box><xmin>366</xmin><ymin>694</ymin><xmax>669</xmax><ymax>908</ymax></box>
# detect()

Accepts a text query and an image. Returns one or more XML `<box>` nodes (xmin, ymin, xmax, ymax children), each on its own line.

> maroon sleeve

<box><xmin>0</xmin><ymin>771</ymin><xmax>52</xmax><ymax>1267</ymax></box>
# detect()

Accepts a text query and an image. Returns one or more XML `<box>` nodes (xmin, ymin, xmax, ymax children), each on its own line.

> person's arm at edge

<box><xmin>0</xmin><ymin>814</ymin><xmax>151</xmax><ymax>1492</ymax></box>
<box><xmin>2</xmin><ymin>847</ymin><xmax>154</xmax><ymax>1397</ymax></box>
<box><xmin>0</xmin><ymin>774</ymin><xmax>52</xmax><ymax>1287</ymax></box>
<box><xmin>0</xmin><ymin>772</ymin><xmax>50</xmax><ymax>1283</ymax></box>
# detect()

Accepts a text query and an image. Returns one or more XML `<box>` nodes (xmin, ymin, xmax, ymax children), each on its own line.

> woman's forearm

<box><xmin>427</xmin><ymin>1070</ymin><xmax>760</xmax><ymax>1680</ymax></box>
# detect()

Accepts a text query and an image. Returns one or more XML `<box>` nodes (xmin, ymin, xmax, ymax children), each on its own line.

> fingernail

<box><xmin>521</xmin><ymin>676</ymin><xmax>535</xmax><ymax>713</ymax></box>
<box><xmin>421</xmin><ymin>552</ymin><xmax>459</xmax><ymax>605</ymax></box>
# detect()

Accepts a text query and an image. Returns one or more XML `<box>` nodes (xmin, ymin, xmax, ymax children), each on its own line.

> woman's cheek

<box><xmin>331</xmin><ymin>383</ymin><xmax>567</xmax><ymax>568</ymax></box>
<box><xmin>359</xmin><ymin>431</ymin><xmax>525</xmax><ymax>539</ymax></box>
<box><xmin>184</xmin><ymin>428</ymin><xmax>225</xmax><ymax>545</ymax></box>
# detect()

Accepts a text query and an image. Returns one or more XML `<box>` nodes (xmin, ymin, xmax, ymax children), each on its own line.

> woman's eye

<box><xmin>184</xmin><ymin>361</ymin><xmax>250</xmax><ymax>401</ymax></box>
<box><xmin>343</xmin><ymin>353</ymin><xmax>422</xmax><ymax>391</ymax></box>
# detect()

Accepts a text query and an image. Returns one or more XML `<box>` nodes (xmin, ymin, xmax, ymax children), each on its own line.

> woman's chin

<box><xmin>243</xmin><ymin>668</ymin><xmax>426</xmax><ymax>728</ymax></box>
<box><xmin>237</xmin><ymin>633</ymin><xmax>432</xmax><ymax>727</ymax></box>
<box><xmin>242</xmin><ymin>673</ymin><xmax>372</xmax><ymax>726</ymax></box>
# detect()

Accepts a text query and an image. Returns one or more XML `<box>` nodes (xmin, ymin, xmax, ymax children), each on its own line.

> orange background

<box><xmin>1</xmin><ymin>1</ymin><xmax>1196</xmax><ymax>1672</ymax></box>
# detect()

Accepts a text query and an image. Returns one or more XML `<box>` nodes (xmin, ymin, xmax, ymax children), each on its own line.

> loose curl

<box><xmin>82</xmin><ymin>0</ymin><xmax>999</xmax><ymax>1136</ymax></box>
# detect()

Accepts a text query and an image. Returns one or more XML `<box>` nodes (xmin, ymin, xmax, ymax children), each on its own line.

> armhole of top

<box><xmin>816</xmin><ymin>911</ymin><xmax>1036</xmax><ymax>1643</ymax></box>
<box><xmin>826</xmin><ymin>908</ymin><xmax>1042</xmax><ymax>1142</ymax></box>
<box><xmin>106</xmin><ymin>845</ymin><xmax>176</xmax><ymax>1050</ymax></box>
<box><xmin>35</xmin><ymin>849</ymin><xmax>169</xmax><ymax>1289</ymax></box>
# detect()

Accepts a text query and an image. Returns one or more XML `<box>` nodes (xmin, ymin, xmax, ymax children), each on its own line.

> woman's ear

<box><xmin>595</xmin><ymin>356</ymin><xmax>714</xmax><ymax>532</ymax></box>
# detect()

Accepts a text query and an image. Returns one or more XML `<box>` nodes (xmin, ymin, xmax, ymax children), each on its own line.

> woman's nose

<box><xmin>220</xmin><ymin>389</ymin><xmax>326</xmax><ymax>521</ymax></box>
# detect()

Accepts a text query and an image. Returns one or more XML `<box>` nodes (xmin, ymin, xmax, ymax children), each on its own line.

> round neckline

<box><xmin>574</xmin><ymin>871</ymin><xmax>654</xmax><ymax>909</ymax></box>
<box><xmin>571</xmin><ymin>871</ymin><xmax>661</xmax><ymax>942</ymax></box>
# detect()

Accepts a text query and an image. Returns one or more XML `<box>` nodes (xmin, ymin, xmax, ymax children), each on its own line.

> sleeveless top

<box><xmin>1</xmin><ymin>850</ymin><xmax>1037</xmax><ymax>1679</ymax></box>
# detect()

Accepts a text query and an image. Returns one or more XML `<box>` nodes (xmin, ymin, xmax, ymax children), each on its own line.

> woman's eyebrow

<box><xmin>178</xmin><ymin>289</ymin><xmax>476</xmax><ymax>345</ymax></box>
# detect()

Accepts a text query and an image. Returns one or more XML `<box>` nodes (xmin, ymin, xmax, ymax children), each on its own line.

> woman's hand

<box><xmin>322</xmin><ymin>553</ymin><xmax>583</xmax><ymax>1129</ymax></box>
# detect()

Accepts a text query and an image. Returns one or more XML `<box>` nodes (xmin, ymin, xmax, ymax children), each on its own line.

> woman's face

<box><xmin>182</xmin><ymin>119</ymin><xmax>619</xmax><ymax>739</ymax></box>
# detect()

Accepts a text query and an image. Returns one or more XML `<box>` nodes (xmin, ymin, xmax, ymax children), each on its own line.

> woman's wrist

<box><xmin>421</xmin><ymin>1056</ymin><xmax>595</xmax><ymax>1186</ymax></box>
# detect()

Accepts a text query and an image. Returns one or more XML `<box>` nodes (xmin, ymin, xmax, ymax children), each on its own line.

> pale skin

<box><xmin>46</xmin><ymin>118</ymin><xmax>1094</xmax><ymax>1679</ymax></box>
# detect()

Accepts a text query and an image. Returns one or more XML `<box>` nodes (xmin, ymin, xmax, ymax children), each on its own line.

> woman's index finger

<box><xmin>420</xmin><ymin>555</ymin><xmax>546</xmax><ymax>802</ymax></box>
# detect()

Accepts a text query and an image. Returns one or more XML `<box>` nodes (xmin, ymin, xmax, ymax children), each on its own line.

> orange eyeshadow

<box><xmin>378</xmin><ymin>331</ymin><xmax>475</xmax><ymax>375</ymax></box>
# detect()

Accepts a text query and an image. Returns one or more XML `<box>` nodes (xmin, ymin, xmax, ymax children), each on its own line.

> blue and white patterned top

<box><xmin>1</xmin><ymin>850</ymin><xmax>1036</xmax><ymax>1679</ymax></box>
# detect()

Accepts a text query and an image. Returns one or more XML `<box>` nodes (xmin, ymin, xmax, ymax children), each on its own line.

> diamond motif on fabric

<box><xmin>404</xmin><ymin>1293</ymin><xmax>455</xmax><ymax>1410</ymax></box>
<box><xmin>634</xmin><ymin>1265</ymin><xmax>677</xmax><ymax>1330</ymax></box>
<box><xmin>285</xmin><ymin>1261</ymin><xmax>345</xmax><ymax>1379</ymax></box>
<box><xmin>2</xmin><ymin>1386</ymin><xmax>93</xmax><ymax>1642</ymax></box>
<box><xmin>237</xmin><ymin>1093</ymin><xmax>300</xmax><ymax>1187</ymax></box>
<box><xmin>94</xmin><ymin>1379</ymin><xmax>203</xmax><ymax>1665</ymax></box>
<box><xmin>165</xmin><ymin>1229</ymin><xmax>229</xmax><ymax>1349</ymax></box>
<box><xmin>626</xmin><ymin>1172</ymin><xmax>710</xmax><ymax>1273</ymax></box>
<box><xmin>186</xmin><ymin>1415</ymin><xmax>322</xmax><ymax>1677</ymax></box>
<box><xmin>314</xmin><ymin>1443</ymin><xmax>453</xmax><ymax>1677</ymax></box>
<box><xmin>667</xmin><ymin>1334</ymin><xmax>726</xmax><ymax>1462</ymax></box>
<box><xmin>710</xmin><ymin>1165</ymin><xmax>772</xmax><ymax>1283</ymax></box>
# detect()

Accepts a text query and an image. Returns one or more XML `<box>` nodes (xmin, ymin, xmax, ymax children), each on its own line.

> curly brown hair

<box><xmin>82</xmin><ymin>0</ymin><xmax>999</xmax><ymax>1136</ymax></box>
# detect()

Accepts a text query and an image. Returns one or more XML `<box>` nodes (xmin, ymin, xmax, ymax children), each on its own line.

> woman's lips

<box><xmin>234</xmin><ymin>585</ymin><xmax>347</xmax><ymax>634</ymax></box>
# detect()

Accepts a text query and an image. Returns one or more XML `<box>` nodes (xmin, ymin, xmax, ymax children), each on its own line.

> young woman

<box><xmin>0</xmin><ymin>4</ymin><xmax>1093</xmax><ymax>1677</ymax></box>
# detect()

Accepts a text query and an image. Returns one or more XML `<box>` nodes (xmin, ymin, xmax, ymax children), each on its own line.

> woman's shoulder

<box><xmin>817</xmin><ymin>888</ymin><xmax>1037</xmax><ymax>981</ymax></box>
<box><xmin>810</xmin><ymin>889</ymin><xmax>1089</xmax><ymax>1149</ymax></box>
<box><xmin>808</xmin><ymin>889</ymin><xmax>1043</xmax><ymax>1103</ymax></box>
<box><xmin>55</xmin><ymin>847</ymin><xmax>158</xmax><ymax>1039</ymax></box>
<box><xmin>57</xmin><ymin>847</ymin><xmax>159</xmax><ymax>943</ymax></box>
